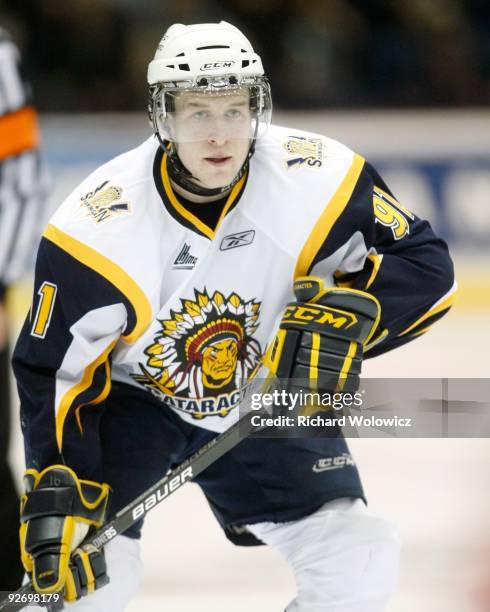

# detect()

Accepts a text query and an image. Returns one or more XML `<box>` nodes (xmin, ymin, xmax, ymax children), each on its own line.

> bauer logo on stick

<box><xmin>132</xmin><ymin>467</ymin><xmax>193</xmax><ymax>521</ymax></box>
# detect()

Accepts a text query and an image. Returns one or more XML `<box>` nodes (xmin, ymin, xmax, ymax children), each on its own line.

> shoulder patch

<box><xmin>78</xmin><ymin>181</ymin><xmax>132</xmax><ymax>224</ymax></box>
<box><xmin>282</xmin><ymin>135</ymin><xmax>327</xmax><ymax>170</ymax></box>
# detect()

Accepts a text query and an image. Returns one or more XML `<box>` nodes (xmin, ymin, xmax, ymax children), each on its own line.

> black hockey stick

<box><xmin>0</xmin><ymin>374</ymin><xmax>277</xmax><ymax>611</ymax></box>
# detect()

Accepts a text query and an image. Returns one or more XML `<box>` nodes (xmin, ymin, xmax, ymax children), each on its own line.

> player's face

<box><xmin>172</xmin><ymin>92</ymin><xmax>252</xmax><ymax>190</ymax></box>
<box><xmin>201</xmin><ymin>338</ymin><xmax>238</xmax><ymax>388</ymax></box>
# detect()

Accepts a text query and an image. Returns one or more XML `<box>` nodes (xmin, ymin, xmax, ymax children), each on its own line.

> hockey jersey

<box><xmin>13</xmin><ymin>125</ymin><xmax>456</xmax><ymax>478</ymax></box>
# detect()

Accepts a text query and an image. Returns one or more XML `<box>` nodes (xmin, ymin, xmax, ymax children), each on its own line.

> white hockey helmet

<box><xmin>148</xmin><ymin>21</ymin><xmax>265</xmax><ymax>83</ymax></box>
<box><xmin>147</xmin><ymin>21</ymin><xmax>272</xmax><ymax>146</ymax></box>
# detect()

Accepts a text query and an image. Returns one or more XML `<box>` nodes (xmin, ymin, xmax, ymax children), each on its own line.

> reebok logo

<box><xmin>173</xmin><ymin>243</ymin><xmax>198</xmax><ymax>270</ymax></box>
<box><xmin>220</xmin><ymin>230</ymin><xmax>255</xmax><ymax>251</ymax></box>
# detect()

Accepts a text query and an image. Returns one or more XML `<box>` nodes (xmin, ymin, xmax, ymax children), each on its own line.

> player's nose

<box><xmin>206</xmin><ymin>118</ymin><xmax>229</xmax><ymax>146</ymax></box>
<box><xmin>207</xmin><ymin>132</ymin><xmax>227</xmax><ymax>146</ymax></box>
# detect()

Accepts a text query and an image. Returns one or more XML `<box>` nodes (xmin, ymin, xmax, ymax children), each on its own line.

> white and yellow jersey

<box><xmin>13</xmin><ymin>125</ymin><xmax>455</xmax><ymax>474</ymax></box>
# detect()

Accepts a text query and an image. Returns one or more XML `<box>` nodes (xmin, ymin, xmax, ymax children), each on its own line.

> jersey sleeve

<box><xmin>302</xmin><ymin>159</ymin><xmax>456</xmax><ymax>357</ymax></box>
<box><xmin>12</xmin><ymin>229</ymin><xmax>144</xmax><ymax>481</ymax></box>
<box><xmin>0</xmin><ymin>30</ymin><xmax>49</xmax><ymax>287</ymax></box>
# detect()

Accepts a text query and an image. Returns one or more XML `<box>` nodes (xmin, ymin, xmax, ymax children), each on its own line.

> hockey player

<box><xmin>12</xmin><ymin>22</ymin><xmax>455</xmax><ymax>611</ymax></box>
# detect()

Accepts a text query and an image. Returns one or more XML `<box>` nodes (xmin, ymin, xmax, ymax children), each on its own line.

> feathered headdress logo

<box><xmin>132</xmin><ymin>289</ymin><xmax>262</xmax><ymax>418</ymax></box>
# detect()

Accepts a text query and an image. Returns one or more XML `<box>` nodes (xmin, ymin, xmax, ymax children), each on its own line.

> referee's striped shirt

<box><xmin>0</xmin><ymin>28</ymin><xmax>48</xmax><ymax>298</ymax></box>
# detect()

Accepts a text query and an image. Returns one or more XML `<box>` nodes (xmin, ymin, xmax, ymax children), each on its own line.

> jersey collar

<box><xmin>153</xmin><ymin>146</ymin><xmax>248</xmax><ymax>240</ymax></box>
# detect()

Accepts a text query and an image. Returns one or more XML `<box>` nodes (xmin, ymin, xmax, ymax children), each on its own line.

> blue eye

<box><xmin>226</xmin><ymin>109</ymin><xmax>242</xmax><ymax>119</ymax></box>
<box><xmin>193</xmin><ymin>111</ymin><xmax>209</xmax><ymax>120</ymax></box>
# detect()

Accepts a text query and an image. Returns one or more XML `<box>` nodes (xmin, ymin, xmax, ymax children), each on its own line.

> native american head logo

<box><xmin>131</xmin><ymin>289</ymin><xmax>262</xmax><ymax>418</ymax></box>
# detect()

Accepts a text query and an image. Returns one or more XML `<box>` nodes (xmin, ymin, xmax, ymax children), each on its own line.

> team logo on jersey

<box><xmin>78</xmin><ymin>181</ymin><xmax>131</xmax><ymax>224</ymax></box>
<box><xmin>131</xmin><ymin>289</ymin><xmax>262</xmax><ymax>419</ymax></box>
<box><xmin>282</xmin><ymin>135</ymin><xmax>326</xmax><ymax>170</ymax></box>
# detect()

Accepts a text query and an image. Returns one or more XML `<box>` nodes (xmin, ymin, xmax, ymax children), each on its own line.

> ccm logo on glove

<box><xmin>281</xmin><ymin>304</ymin><xmax>358</xmax><ymax>330</ymax></box>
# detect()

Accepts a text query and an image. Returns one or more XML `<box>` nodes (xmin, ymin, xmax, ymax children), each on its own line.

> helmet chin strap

<box><xmin>164</xmin><ymin>141</ymin><xmax>254</xmax><ymax>198</ymax></box>
<box><xmin>159</xmin><ymin>118</ymin><xmax>260</xmax><ymax>198</ymax></box>
<box><xmin>166</xmin><ymin>142</ymin><xmax>252</xmax><ymax>198</ymax></box>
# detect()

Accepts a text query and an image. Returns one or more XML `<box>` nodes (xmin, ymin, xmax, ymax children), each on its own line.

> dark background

<box><xmin>1</xmin><ymin>0</ymin><xmax>489</xmax><ymax>112</ymax></box>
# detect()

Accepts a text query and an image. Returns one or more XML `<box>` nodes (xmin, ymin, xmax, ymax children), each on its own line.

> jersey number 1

<box><xmin>31</xmin><ymin>282</ymin><xmax>58</xmax><ymax>339</ymax></box>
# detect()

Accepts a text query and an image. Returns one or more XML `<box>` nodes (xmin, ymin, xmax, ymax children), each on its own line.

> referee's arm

<box><xmin>0</xmin><ymin>29</ymin><xmax>48</xmax><ymax>289</ymax></box>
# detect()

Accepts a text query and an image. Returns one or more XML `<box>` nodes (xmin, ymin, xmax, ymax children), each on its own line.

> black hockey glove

<box><xmin>19</xmin><ymin>465</ymin><xmax>111</xmax><ymax>602</ymax></box>
<box><xmin>265</xmin><ymin>276</ymin><xmax>380</xmax><ymax>395</ymax></box>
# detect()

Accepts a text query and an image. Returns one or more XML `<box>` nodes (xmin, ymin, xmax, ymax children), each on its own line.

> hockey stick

<box><xmin>0</xmin><ymin>373</ymin><xmax>277</xmax><ymax>611</ymax></box>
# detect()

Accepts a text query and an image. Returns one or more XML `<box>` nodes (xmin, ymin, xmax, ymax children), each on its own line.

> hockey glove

<box><xmin>264</xmin><ymin>276</ymin><xmax>380</xmax><ymax>394</ymax></box>
<box><xmin>19</xmin><ymin>465</ymin><xmax>110</xmax><ymax>602</ymax></box>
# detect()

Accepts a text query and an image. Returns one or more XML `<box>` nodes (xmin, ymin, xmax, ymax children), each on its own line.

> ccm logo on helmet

<box><xmin>200</xmin><ymin>61</ymin><xmax>235</xmax><ymax>71</ymax></box>
<box><xmin>281</xmin><ymin>304</ymin><xmax>358</xmax><ymax>329</ymax></box>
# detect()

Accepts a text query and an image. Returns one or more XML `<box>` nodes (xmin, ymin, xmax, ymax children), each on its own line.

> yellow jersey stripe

<box><xmin>411</xmin><ymin>324</ymin><xmax>434</xmax><ymax>338</ymax></box>
<box><xmin>160</xmin><ymin>152</ymin><xmax>247</xmax><ymax>239</ymax></box>
<box><xmin>56</xmin><ymin>341</ymin><xmax>116</xmax><ymax>453</ymax></box>
<box><xmin>216</xmin><ymin>177</ymin><xmax>247</xmax><ymax>229</ymax></box>
<box><xmin>75</xmin><ymin>342</ymin><xmax>115</xmax><ymax>436</ymax></box>
<box><xmin>365</xmin><ymin>253</ymin><xmax>383</xmax><ymax>289</ymax></box>
<box><xmin>398</xmin><ymin>284</ymin><xmax>457</xmax><ymax>337</ymax></box>
<box><xmin>43</xmin><ymin>224</ymin><xmax>152</xmax><ymax>343</ymax></box>
<box><xmin>365</xmin><ymin>328</ymin><xmax>389</xmax><ymax>352</ymax></box>
<box><xmin>294</xmin><ymin>154</ymin><xmax>365</xmax><ymax>279</ymax></box>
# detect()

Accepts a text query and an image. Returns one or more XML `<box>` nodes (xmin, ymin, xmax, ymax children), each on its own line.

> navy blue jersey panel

<box><xmin>12</xmin><ymin>237</ymin><xmax>135</xmax><ymax>476</ymax></box>
<box><xmin>309</xmin><ymin>162</ymin><xmax>455</xmax><ymax>356</ymax></box>
<box><xmin>310</xmin><ymin>162</ymin><xmax>374</xmax><ymax>266</ymax></box>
